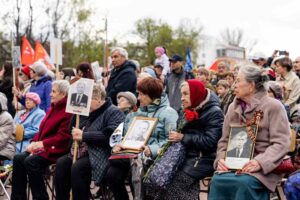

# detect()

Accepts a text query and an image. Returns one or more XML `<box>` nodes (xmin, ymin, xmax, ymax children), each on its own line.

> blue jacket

<box><xmin>20</xmin><ymin>76</ymin><xmax>52</xmax><ymax>112</ymax></box>
<box><xmin>124</xmin><ymin>94</ymin><xmax>178</xmax><ymax>159</ymax></box>
<box><xmin>14</xmin><ymin>106</ymin><xmax>46</xmax><ymax>152</ymax></box>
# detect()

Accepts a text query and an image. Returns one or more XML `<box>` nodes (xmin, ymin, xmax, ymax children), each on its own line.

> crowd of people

<box><xmin>0</xmin><ymin>46</ymin><xmax>300</xmax><ymax>200</ymax></box>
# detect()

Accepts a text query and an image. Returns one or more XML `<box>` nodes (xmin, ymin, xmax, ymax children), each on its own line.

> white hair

<box><xmin>52</xmin><ymin>80</ymin><xmax>70</xmax><ymax>95</ymax></box>
<box><xmin>239</xmin><ymin>64</ymin><xmax>268</xmax><ymax>92</ymax></box>
<box><xmin>111</xmin><ymin>47</ymin><xmax>128</xmax><ymax>59</ymax></box>
<box><xmin>93</xmin><ymin>83</ymin><xmax>106</xmax><ymax>100</ymax></box>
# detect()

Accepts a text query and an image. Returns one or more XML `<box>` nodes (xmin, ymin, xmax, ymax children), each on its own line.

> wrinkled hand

<box><xmin>72</xmin><ymin>128</ymin><xmax>83</xmax><ymax>141</ymax></box>
<box><xmin>112</xmin><ymin>144</ymin><xmax>124</xmax><ymax>153</ymax></box>
<box><xmin>242</xmin><ymin>159</ymin><xmax>261</xmax><ymax>173</ymax></box>
<box><xmin>12</xmin><ymin>87</ymin><xmax>21</xmax><ymax>98</ymax></box>
<box><xmin>217</xmin><ymin>159</ymin><xmax>229</xmax><ymax>172</ymax></box>
<box><xmin>27</xmin><ymin>141</ymin><xmax>44</xmax><ymax>153</ymax></box>
<box><xmin>168</xmin><ymin>131</ymin><xmax>184</xmax><ymax>142</ymax></box>
<box><xmin>143</xmin><ymin>146</ymin><xmax>152</xmax><ymax>157</ymax></box>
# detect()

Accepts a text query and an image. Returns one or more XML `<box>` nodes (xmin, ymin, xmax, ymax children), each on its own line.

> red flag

<box><xmin>34</xmin><ymin>41</ymin><xmax>55</xmax><ymax>70</ymax></box>
<box><xmin>21</xmin><ymin>36</ymin><xmax>35</xmax><ymax>65</ymax></box>
<box><xmin>209</xmin><ymin>60</ymin><xmax>219</xmax><ymax>72</ymax></box>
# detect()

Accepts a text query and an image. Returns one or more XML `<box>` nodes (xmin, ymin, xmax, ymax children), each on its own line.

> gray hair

<box><xmin>218</xmin><ymin>61</ymin><xmax>230</xmax><ymax>69</ymax></box>
<box><xmin>92</xmin><ymin>83</ymin><xmax>106</xmax><ymax>100</ymax></box>
<box><xmin>111</xmin><ymin>47</ymin><xmax>128</xmax><ymax>60</ymax></box>
<box><xmin>239</xmin><ymin>64</ymin><xmax>268</xmax><ymax>92</ymax></box>
<box><xmin>52</xmin><ymin>80</ymin><xmax>70</xmax><ymax>95</ymax></box>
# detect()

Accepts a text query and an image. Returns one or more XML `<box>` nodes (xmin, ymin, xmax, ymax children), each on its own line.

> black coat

<box><xmin>180</xmin><ymin>90</ymin><xmax>224</xmax><ymax>180</ymax></box>
<box><xmin>106</xmin><ymin>61</ymin><xmax>137</xmax><ymax>105</ymax></box>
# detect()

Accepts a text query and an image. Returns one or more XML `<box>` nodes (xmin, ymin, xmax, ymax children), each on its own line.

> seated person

<box><xmin>105</xmin><ymin>77</ymin><xmax>178</xmax><ymax>200</ymax></box>
<box><xmin>208</xmin><ymin>64</ymin><xmax>290</xmax><ymax>200</ymax></box>
<box><xmin>0</xmin><ymin>93</ymin><xmax>15</xmax><ymax>162</ymax></box>
<box><xmin>10</xmin><ymin>80</ymin><xmax>72</xmax><ymax>200</ymax></box>
<box><xmin>55</xmin><ymin>83</ymin><xmax>124</xmax><ymax>200</ymax></box>
<box><xmin>14</xmin><ymin>92</ymin><xmax>45</xmax><ymax>152</ymax></box>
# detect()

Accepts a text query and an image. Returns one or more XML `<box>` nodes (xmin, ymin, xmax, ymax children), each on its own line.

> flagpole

<box><xmin>11</xmin><ymin>31</ymin><xmax>18</xmax><ymax>111</ymax></box>
<box><xmin>104</xmin><ymin>17</ymin><xmax>109</xmax><ymax>87</ymax></box>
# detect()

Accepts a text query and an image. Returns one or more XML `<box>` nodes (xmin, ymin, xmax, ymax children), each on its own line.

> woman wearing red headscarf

<box><xmin>152</xmin><ymin>80</ymin><xmax>224</xmax><ymax>200</ymax></box>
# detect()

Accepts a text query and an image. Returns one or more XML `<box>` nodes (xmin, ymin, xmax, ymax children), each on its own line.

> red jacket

<box><xmin>32</xmin><ymin>97</ymin><xmax>72</xmax><ymax>163</ymax></box>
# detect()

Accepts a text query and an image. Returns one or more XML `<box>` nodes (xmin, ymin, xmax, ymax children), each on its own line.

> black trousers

<box><xmin>105</xmin><ymin>159</ymin><xmax>131</xmax><ymax>200</ymax></box>
<box><xmin>11</xmin><ymin>152</ymin><xmax>51</xmax><ymax>200</ymax></box>
<box><xmin>55</xmin><ymin>154</ymin><xmax>91</xmax><ymax>200</ymax></box>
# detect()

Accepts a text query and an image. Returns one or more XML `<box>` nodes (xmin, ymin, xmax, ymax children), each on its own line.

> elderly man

<box><xmin>211</xmin><ymin>61</ymin><xmax>230</xmax><ymax>86</ymax></box>
<box><xmin>165</xmin><ymin>54</ymin><xmax>194</xmax><ymax>113</ymax></box>
<box><xmin>106</xmin><ymin>47</ymin><xmax>137</xmax><ymax>105</ymax></box>
<box><xmin>293</xmin><ymin>56</ymin><xmax>300</xmax><ymax>79</ymax></box>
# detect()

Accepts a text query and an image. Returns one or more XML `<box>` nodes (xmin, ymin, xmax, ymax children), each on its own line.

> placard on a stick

<box><xmin>12</xmin><ymin>46</ymin><xmax>21</xmax><ymax>68</ymax></box>
<box><xmin>50</xmin><ymin>38</ymin><xmax>62</xmax><ymax>65</ymax></box>
<box><xmin>66</xmin><ymin>78</ymin><xmax>94</xmax><ymax>116</ymax></box>
<box><xmin>91</xmin><ymin>61</ymin><xmax>103</xmax><ymax>82</ymax></box>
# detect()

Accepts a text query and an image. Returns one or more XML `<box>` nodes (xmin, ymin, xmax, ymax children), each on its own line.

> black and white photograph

<box><xmin>12</xmin><ymin>46</ymin><xmax>21</xmax><ymax>68</ymax></box>
<box><xmin>122</xmin><ymin>117</ymin><xmax>158</xmax><ymax>151</ymax></box>
<box><xmin>66</xmin><ymin>78</ymin><xmax>94</xmax><ymax>116</ymax></box>
<box><xmin>225</xmin><ymin>125</ymin><xmax>257</xmax><ymax>170</ymax></box>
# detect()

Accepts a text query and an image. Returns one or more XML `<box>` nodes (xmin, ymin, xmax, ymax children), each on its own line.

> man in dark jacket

<box><xmin>106</xmin><ymin>47</ymin><xmax>137</xmax><ymax>105</ymax></box>
<box><xmin>165</xmin><ymin>54</ymin><xmax>194</xmax><ymax>113</ymax></box>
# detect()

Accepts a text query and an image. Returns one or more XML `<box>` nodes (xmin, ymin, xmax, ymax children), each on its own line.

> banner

<box><xmin>34</xmin><ymin>41</ymin><xmax>55</xmax><ymax>70</ymax></box>
<box><xmin>21</xmin><ymin>36</ymin><xmax>35</xmax><ymax>65</ymax></box>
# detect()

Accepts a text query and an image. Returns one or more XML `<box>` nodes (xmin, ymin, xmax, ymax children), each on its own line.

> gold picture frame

<box><xmin>121</xmin><ymin>116</ymin><xmax>158</xmax><ymax>152</ymax></box>
<box><xmin>225</xmin><ymin>124</ymin><xmax>257</xmax><ymax>170</ymax></box>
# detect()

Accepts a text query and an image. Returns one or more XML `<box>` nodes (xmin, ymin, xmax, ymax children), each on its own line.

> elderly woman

<box><xmin>149</xmin><ymin>80</ymin><xmax>224</xmax><ymax>200</ymax></box>
<box><xmin>105</xmin><ymin>77</ymin><xmax>178</xmax><ymax>200</ymax></box>
<box><xmin>14</xmin><ymin>61</ymin><xmax>52</xmax><ymax>112</ymax></box>
<box><xmin>11</xmin><ymin>80</ymin><xmax>72</xmax><ymax>200</ymax></box>
<box><xmin>0</xmin><ymin>93</ymin><xmax>15</xmax><ymax>162</ymax></box>
<box><xmin>55</xmin><ymin>84</ymin><xmax>124</xmax><ymax>200</ymax></box>
<box><xmin>117</xmin><ymin>91</ymin><xmax>137</xmax><ymax>115</ymax></box>
<box><xmin>14</xmin><ymin>92</ymin><xmax>46</xmax><ymax>152</ymax></box>
<box><xmin>274</xmin><ymin>56</ymin><xmax>300</xmax><ymax>113</ymax></box>
<box><xmin>208</xmin><ymin>64</ymin><xmax>291</xmax><ymax>200</ymax></box>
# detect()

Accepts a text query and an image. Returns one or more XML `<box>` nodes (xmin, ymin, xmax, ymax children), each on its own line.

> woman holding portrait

<box><xmin>209</xmin><ymin>64</ymin><xmax>291</xmax><ymax>200</ymax></box>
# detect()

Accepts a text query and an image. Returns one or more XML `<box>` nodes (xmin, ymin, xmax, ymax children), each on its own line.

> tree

<box><xmin>218</xmin><ymin>27</ymin><xmax>258</xmax><ymax>54</ymax></box>
<box><xmin>131</xmin><ymin>18</ymin><xmax>202</xmax><ymax>66</ymax></box>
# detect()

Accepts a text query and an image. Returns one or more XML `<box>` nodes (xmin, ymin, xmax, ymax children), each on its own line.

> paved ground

<box><xmin>0</xmin><ymin>179</ymin><xmax>287</xmax><ymax>200</ymax></box>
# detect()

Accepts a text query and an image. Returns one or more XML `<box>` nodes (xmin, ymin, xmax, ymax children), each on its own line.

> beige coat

<box><xmin>277</xmin><ymin>71</ymin><xmax>300</xmax><ymax>112</ymax></box>
<box><xmin>214</xmin><ymin>91</ymin><xmax>290</xmax><ymax>192</ymax></box>
<box><xmin>0</xmin><ymin>93</ymin><xmax>15</xmax><ymax>160</ymax></box>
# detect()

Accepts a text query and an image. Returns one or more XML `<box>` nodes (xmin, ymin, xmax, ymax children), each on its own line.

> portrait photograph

<box><xmin>121</xmin><ymin>117</ymin><xmax>158</xmax><ymax>151</ymax></box>
<box><xmin>66</xmin><ymin>78</ymin><xmax>94</xmax><ymax>116</ymax></box>
<box><xmin>12</xmin><ymin>46</ymin><xmax>21</xmax><ymax>68</ymax></box>
<box><xmin>225</xmin><ymin>125</ymin><xmax>257</xmax><ymax>170</ymax></box>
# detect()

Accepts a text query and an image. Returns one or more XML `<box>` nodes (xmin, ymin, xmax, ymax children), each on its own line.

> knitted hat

<box><xmin>117</xmin><ymin>92</ymin><xmax>137</xmax><ymax>107</ymax></box>
<box><xmin>155</xmin><ymin>46</ymin><xmax>165</xmax><ymax>55</ymax></box>
<box><xmin>26</xmin><ymin>92</ymin><xmax>41</xmax><ymax>105</ymax></box>
<box><xmin>144</xmin><ymin>67</ymin><xmax>157</xmax><ymax>78</ymax></box>
<box><xmin>268</xmin><ymin>81</ymin><xmax>283</xmax><ymax>100</ymax></box>
<box><xmin>30</xmin><ymin>61</ymin><xmax>48</xmax><ymax>76</ymax></box>
<box><xmin>21</xmin><ymin>65</ymin><xmax>31</xmax><ymax>78</ymax></box>
<box><xmin>187</xmin><ymin>79</ymin><xmax>207</xmax><ymax>108</ymax></box>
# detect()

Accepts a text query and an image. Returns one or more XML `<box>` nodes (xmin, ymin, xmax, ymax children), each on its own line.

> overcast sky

<box><xmin>89</xmin><ymin>0</ymin><xmax>300</xmax><ymax>59</ymax></box>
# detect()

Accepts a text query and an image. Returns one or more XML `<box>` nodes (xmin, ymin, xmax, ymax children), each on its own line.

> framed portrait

<box><xmin>121</xmin><ymin>117</ymin><xmax>158</xmax><ymax>152</ymax></box>
<box><xmin>66</xmin><ymin>78</ymin><xmax>94</xmax><ymax>116</ymax></box>
<box><xmin>12</xmin><ymin>46</ymin><xmax>21</xmax><ymax>68</ymax></box>
<box><xmin>225</xmin><ymin>124</ymin><xmax>257</xmax><ymax>170</ymax></box>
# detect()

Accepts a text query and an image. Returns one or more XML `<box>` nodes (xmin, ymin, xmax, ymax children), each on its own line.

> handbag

<box><xmin>143</xmin><ymin>142</ymin><xmax>186</xmax><ymax>189</ymax></box>
<box><xmin>272</xmin><ymin>156</ymin><xmax>295</xmax><ymax>174</ymax></box>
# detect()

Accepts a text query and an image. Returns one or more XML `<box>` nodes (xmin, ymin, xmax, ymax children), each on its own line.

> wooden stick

<box><xmin>70</xmin><ymin>114</ymin><xmax>80</xmax><ymax>200</ymax></box>
<box><xmin>72</xmin><ymin>114</ymin><xmax>80</xmax><ymax>163</ymax></box>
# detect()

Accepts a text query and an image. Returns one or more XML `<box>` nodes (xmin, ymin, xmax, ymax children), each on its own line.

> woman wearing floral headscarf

<box><xmin>149</xmin><ymin>79</ymin><xmax>224</xmax><ymax>200</ymax></box>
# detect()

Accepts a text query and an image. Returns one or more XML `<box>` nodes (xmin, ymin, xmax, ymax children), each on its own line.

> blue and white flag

<box><xmin>184</xmin><ymin>47</ymin><xmax>193</xmax><ymax>72</ymax></box>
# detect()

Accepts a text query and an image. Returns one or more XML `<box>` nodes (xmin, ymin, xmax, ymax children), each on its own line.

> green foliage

<box><xmin>130</xmin><ymin>18</ymin><xmax>202</xmax><ymax>66</ymax></box>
